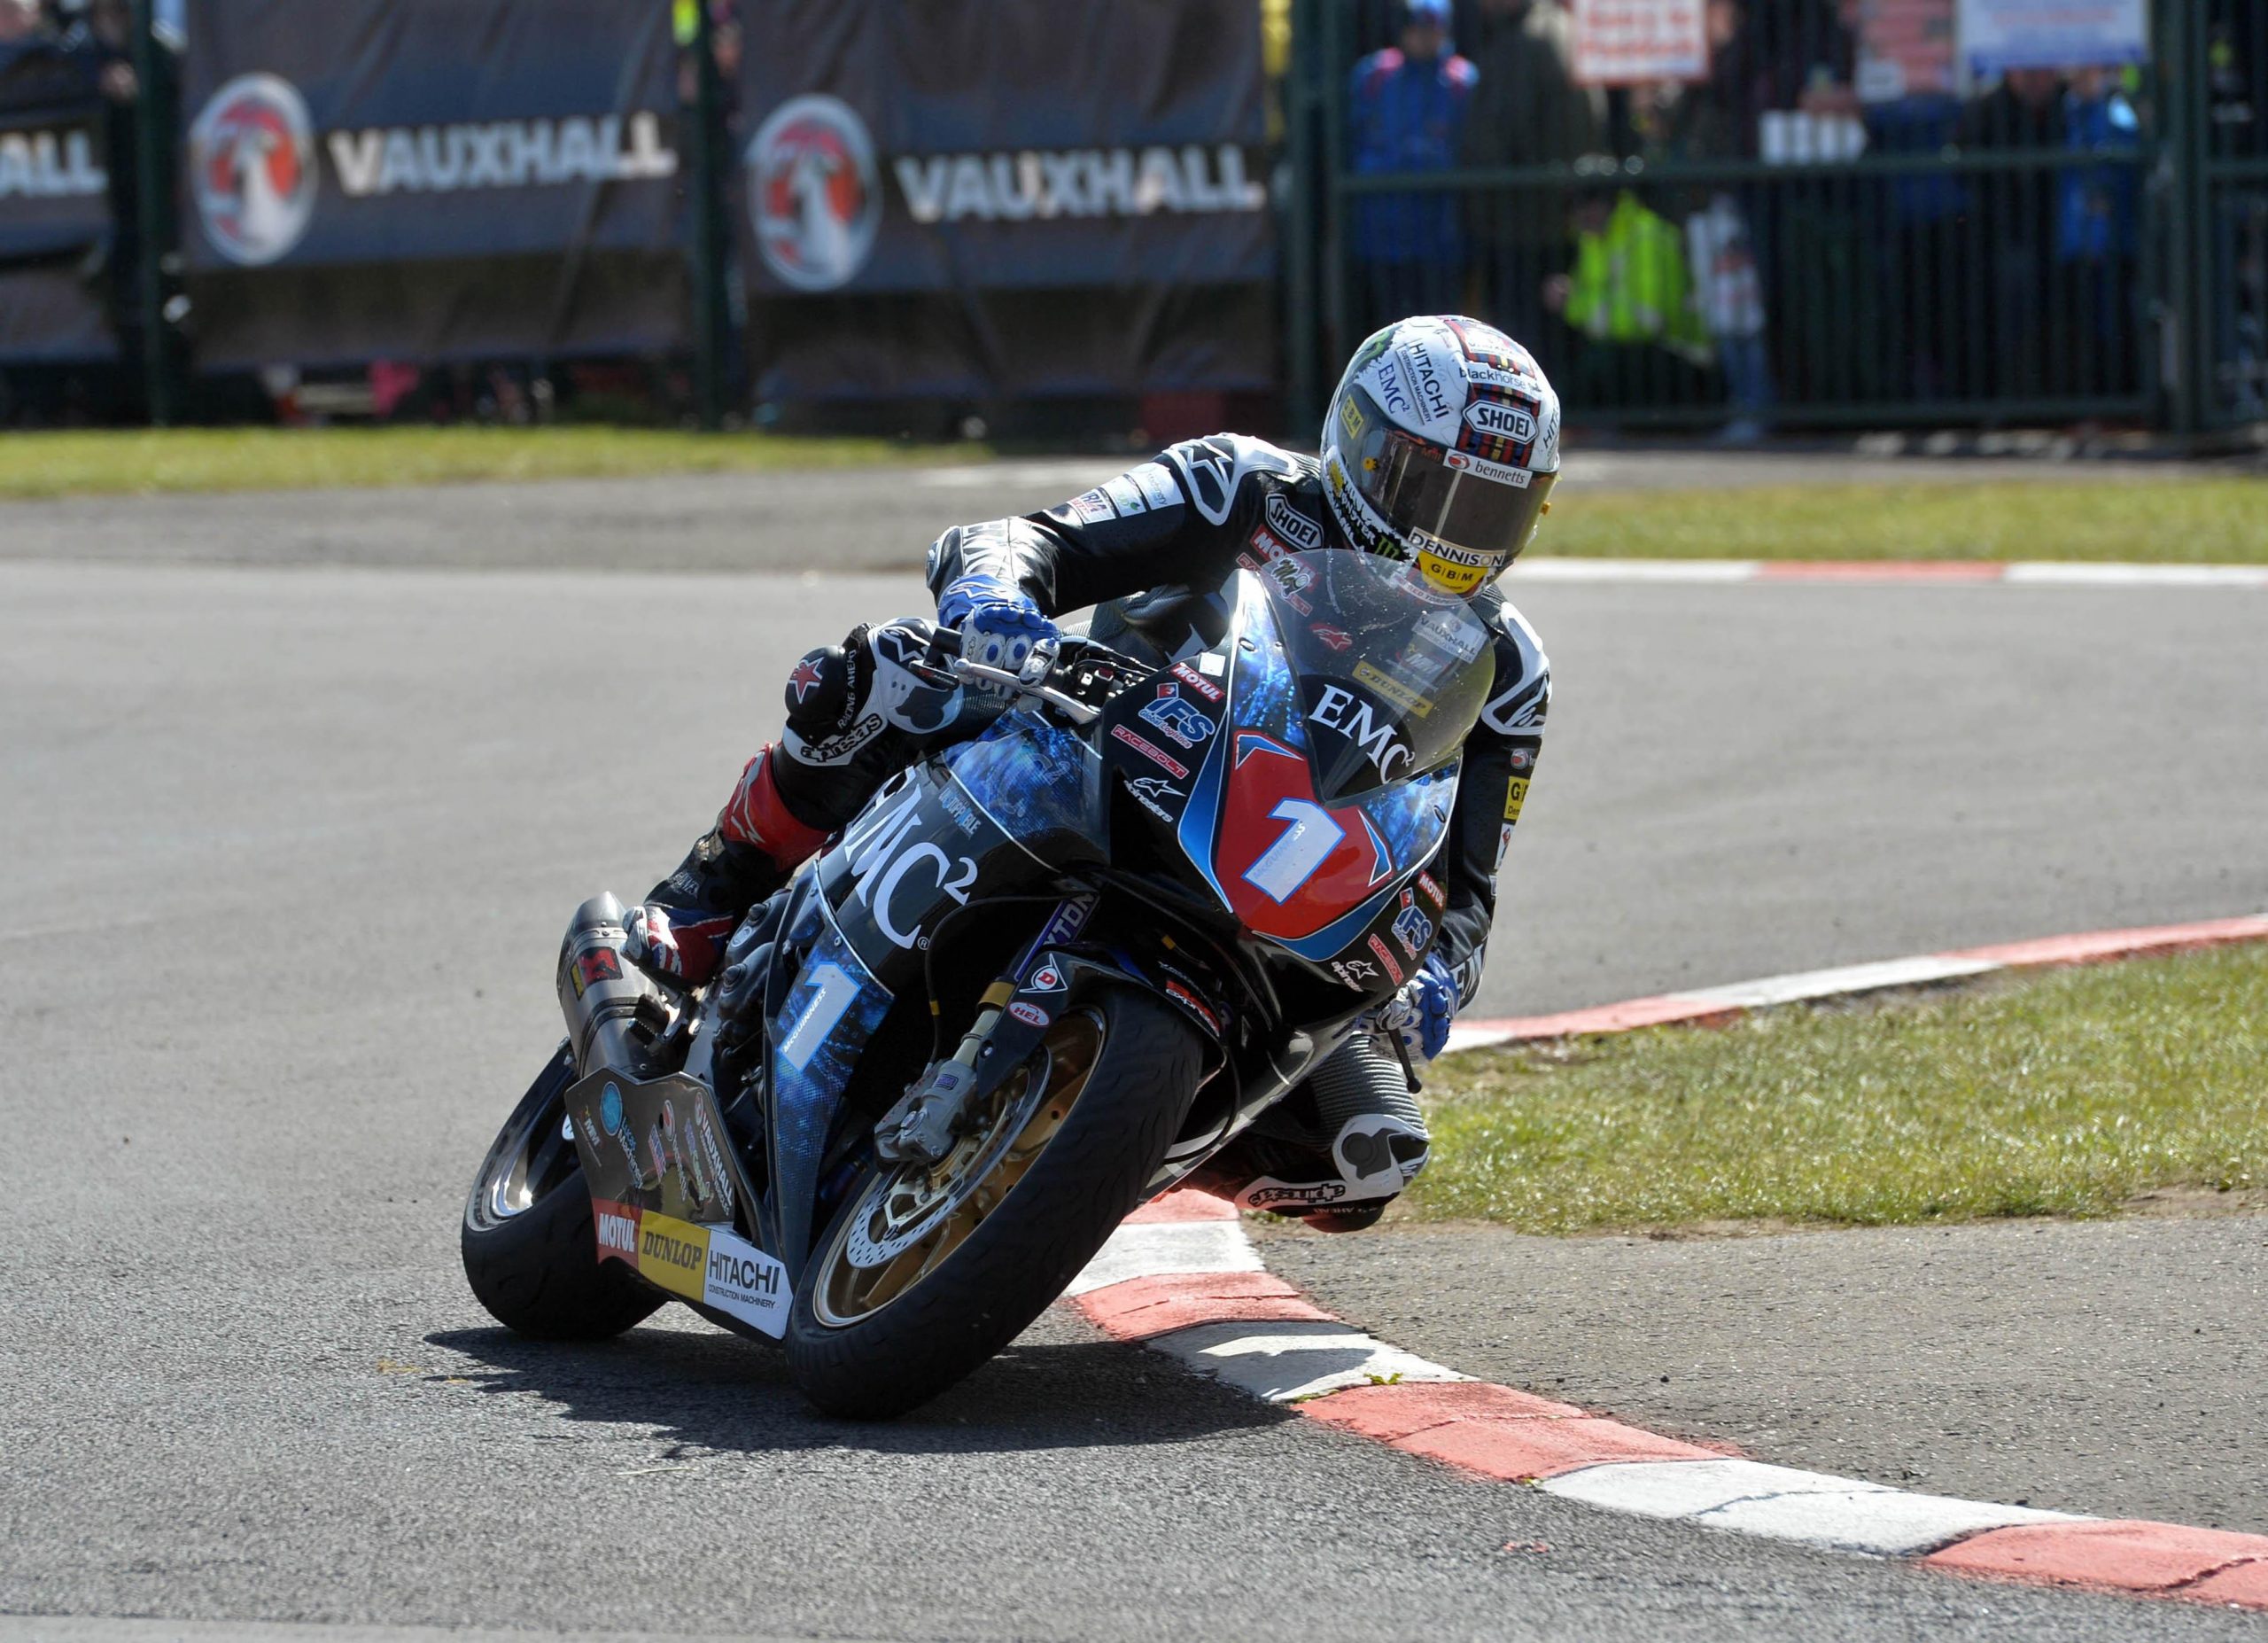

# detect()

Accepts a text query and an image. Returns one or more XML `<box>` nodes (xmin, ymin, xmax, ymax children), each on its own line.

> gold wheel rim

<box><xmin>814</xmin><ymin>1011</ymin><xmax>1104</xmax><ymax>1326</ymax></box>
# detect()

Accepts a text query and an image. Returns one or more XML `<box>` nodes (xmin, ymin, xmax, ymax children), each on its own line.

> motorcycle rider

<box><xmin>623</xmin><ymin>314</ymin><xmax>1557</xmax><ymax>1230</ymax></box>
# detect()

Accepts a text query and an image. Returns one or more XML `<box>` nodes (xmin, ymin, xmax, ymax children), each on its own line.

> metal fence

<box><xmin>1285</xmin><ymin>0</ymin><xmax>2264</xmax><ymax>438</ymax></box>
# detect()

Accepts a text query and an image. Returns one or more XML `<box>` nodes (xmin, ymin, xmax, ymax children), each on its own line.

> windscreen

<box><xmin>1254</xmin><ymin>551</ymin><xmax>1495</xmax><ymax>801</ymax></box>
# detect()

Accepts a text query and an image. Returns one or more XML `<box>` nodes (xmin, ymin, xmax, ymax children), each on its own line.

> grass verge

<box><xmin>0</xmin><ymin>426</ymin><xmax>973</xmax><ymax>501</ymax></box>
<box><xmin>1410</xmin><ymin>944</ymin><xmax>2268</xmax><ymax>1234</ymax></box>
<box><xmin>1541</xmin><ymin>477</ymin><xmax>2268</xmax><ymax>564</ymax></box>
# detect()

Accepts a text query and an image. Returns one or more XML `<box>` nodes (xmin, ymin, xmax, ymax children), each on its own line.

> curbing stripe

<box><xmin>1138</xmin><ymin>1319</ymin><xmax>1469</xmax><ymax>1404</ymax></box>
<box><xmin>1925</xmin><ymin>1520</ymin><xmax>2268</xmax><ymax>1599</ymax></box>
<box><xmin>1063</xmin><ymin>910</ymin><xmax>2268</xmax><ymax>1613</ymax></box>
<box><xmin>1060</xmin><ymin>1220</ymin><xmax>1259</xmax><ymax>1296</ymax></box>
<box><xmin>1446</xmin><ymin>912</ymin><xmax>2268</xmax><ymax>1055</ymax></box>
<box><xmin>1511</xmin><ymin>557</ymin><xmax>2268</xmax><ymax>589</ymax></box>
<box><xmin>1064</xmin><ymin>1205</ymin><xmax>2268</xmax><ymax>1612</ymax></box>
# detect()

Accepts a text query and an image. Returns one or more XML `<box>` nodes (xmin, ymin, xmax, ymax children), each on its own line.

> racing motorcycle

<box><xmin>460</xmin><ymin>550</ymin><xmax>1495</xmax><ymax>1419</ymax></box>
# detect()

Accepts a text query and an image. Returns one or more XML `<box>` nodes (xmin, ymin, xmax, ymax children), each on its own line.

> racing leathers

<box><xmin>633</xmin><ymin>432</ymin><xmax>1550</xmax><ymax>1227</ymax></box>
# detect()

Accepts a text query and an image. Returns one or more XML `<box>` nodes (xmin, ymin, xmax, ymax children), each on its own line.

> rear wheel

<box><xmin>787</xmin><ymin>986</ymin><xmax>1203</xmax><ymax>1419</ymax></box>
<box><xmin>460</xmin><ymin>1047</ymin><xmax>662</xmax><ymax>1339</ymax></box>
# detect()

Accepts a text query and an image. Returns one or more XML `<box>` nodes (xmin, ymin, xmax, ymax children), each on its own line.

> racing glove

<box><xmin>1370</xmin><ymin>954</ymin><xmax>1459</xmax><ymax>1062</ymax></box>
<box><xmin>937</xmin><ymin>573</ymin><xmax>1058</xmax><ymax>680</ymax></box>
<box><xmin>622</xmin><ymin>902</ymin><xmax>726</xmax><ymax>983</ymax></box>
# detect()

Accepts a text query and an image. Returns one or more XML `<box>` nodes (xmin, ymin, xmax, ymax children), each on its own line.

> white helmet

<box><xmin>1319</xmin><ymin>315</ymin><xmax>1562</xmax><ymax>597</ymax></box>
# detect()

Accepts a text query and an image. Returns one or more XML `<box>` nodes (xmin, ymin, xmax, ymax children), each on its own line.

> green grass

<box><xmin>0</xmin><ymin>426</ymin><xmax>971</xmax><ymax>501</ymax></box>
<box><xmin>1410</xmin><ymin>945</ymin><xmax>2268</xmax><ymax>1234</ymax></box>
<box><xmin>1539</xmin><ymin>477</ymin><xmax>2268</xmax><ymax>563</ymax></box>
<box><xmin>4</xmin><ymin>427</ymin><xmax>2261</xmax><ymax>564</ymax></box>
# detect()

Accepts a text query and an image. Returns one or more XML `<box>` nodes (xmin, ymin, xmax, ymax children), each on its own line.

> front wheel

<box><xmin>787</xmin><ymin>986</ymin><xmax>1203</xmax><ymax>1419</ymax></box>
<box><xmin>461</xmin><ymin>1046</ymin><xmax>663</xmax><ymax>1340</ymax></box>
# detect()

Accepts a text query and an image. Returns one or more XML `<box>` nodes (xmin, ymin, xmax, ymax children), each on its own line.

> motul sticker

<box><xmin>592</xmin><ymin>1198</ymin><xmax>641</xmax><ymax>1264</ymax></box>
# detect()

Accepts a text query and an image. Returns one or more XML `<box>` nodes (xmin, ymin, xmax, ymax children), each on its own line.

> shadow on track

<box><xmin>426</xmin><ymin>1322</ymin><xmax>1281</xmax><ymax>1454</ymax></box>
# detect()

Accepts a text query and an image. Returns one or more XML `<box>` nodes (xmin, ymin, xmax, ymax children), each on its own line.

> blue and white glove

<box><xmin>937</xmin><ymin>574</ymin><xmax>1059</xmax><ymax>681</ymax></box>
<box><xmin>1371</xmin><ymin>954</ymin><xmax>1459</xmax><ymax>1062</ymax></box>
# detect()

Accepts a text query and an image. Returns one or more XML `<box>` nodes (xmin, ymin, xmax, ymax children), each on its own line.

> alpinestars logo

<box><xmin>748</xmin><ymin>94</ymin><xmax>881</xmax><ymax>292</ymax></box>
<box><xmin>189</xmin><ymin>74</ymin><xmax>319</xmax><ymax>266</ymax></box>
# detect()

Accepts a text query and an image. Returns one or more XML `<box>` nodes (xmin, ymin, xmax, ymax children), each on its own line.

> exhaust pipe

<box><xmin>556</xmin><ymin>892</ymin><xmax>670</xmax><ymax>1078</ymax></box>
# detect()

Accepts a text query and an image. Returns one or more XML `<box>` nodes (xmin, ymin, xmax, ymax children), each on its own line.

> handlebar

<box><xmin>904</xmin><ymin>632</ymin><xmax>1109</xmax><ymax>725</ymax></box>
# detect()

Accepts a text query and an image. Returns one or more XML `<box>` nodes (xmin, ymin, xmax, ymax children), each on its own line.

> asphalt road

<box><xmin>3</xmin><ymin>473</ymin><xmax>2264</xmax><ymax>1641</ymax></box>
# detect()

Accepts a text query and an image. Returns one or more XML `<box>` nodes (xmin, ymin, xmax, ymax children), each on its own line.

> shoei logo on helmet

<box><xmin>749</xmin><ymin>94</ymin><xmax>881</xmax><ymax>292</ymax></box>
<box><xmin>189</xmin><ymin>74</ymin><xmax>319</xmax><ymax>267</ymax></box>
<box><xmin>1464</xmin><ymin>399</ymin><xmax>1537</xmax><ymax>443</ymax></box>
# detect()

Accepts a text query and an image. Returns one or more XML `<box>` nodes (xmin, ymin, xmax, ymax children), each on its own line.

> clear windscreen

<box><xmin>1254</xmin><ymin>551</ymin><xmax>1495</xmax><ymax>799</ymax></box>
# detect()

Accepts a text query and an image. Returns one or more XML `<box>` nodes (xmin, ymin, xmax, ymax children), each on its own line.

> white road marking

<box><xmin>1062</xmin><ymin>1219</ymin><xmax>1262</xmax><ymax>1296</ymax></box>
<box><xmin>1144</xmin><ymin>1319</ymin><xmax>1468</xmax><ymax>1403</ymax></box>
<box><xmin>1668</xmin><ymin>954</ymin><xmax>2000</xmax><ymax>1011</ymax></box>
<box><xmin>2003</xmin><ymin>562</ymin><xmax>2268</xmax><ymax>588</ymax></box>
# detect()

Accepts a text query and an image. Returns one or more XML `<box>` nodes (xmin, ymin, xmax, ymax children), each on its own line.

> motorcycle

<box><xmin>460</xmin><ymin>549</ymin><xmax>1495</xmax><ymax>1418</ymax></box>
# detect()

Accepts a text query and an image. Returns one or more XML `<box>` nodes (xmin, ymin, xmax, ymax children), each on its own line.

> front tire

<box><xmin>787</xmin><ymin>986</ymin><xmax>1203</xmax><ymax>1419</ymax></box>
<box><xmin>461</xmin><ymin>1047</ymin><xmax>663</xmax><ymax>1340</ymax></box>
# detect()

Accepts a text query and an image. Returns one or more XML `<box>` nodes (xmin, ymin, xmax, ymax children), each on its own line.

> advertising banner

<box><xmin>737</xmin><ymin>0</ymin><xmax>1276</xmax><ymax>401</ymax></box>
<box><xmin>176</xmin><ymin>0</ymin><xmax>688</xmax><ymax>365</ymax></box>
<box><xmin>0</xmin><ymin>96</ymin><xmax>117</xmax><ymax>362</ymax></box>
<box><xmin>1959</xmin><ymin>0</ymin><xmax>2148</xmax><ymax>77</ymax></box>
<box><xmin>1571</xmin><ymin>0</ymin><xmax>1710</xmax><ymax>88</ymax></box>
<box><xmin>738</xmin><ymin>0</ymin><xmax>1272</xmax><ymax>298</ymax></box>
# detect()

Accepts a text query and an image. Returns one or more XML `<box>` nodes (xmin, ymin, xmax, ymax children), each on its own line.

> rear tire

<box><xmin>461</xmin><ymin>1047</ymin><xmax>663</xmax><ymax>1340</ymax></box>
<box><xmin>787</xmin><ymin>986</ymin><xmax>1203</xmax><ymax>1419</ymax></box>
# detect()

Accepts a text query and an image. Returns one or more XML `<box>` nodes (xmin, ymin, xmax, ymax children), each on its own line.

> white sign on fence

<box><xmin>1959</xmin><ymin>0</ymin><xmax>2148</xmax><ymax>77</ymax></box>
<box><xmin>1572</xmin><ymin>0</ymin><xmax>1709</xmax><ymax>87</ymax></box>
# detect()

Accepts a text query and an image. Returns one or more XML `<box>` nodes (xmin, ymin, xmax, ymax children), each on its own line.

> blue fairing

<box><xmin>767</xmin><ymin>914</ymin><xmax>892</xmax><ymax>1274</ymax></box>
<box><xmin>944</xmin><ymin>712</ymin><xmax>1094</xmax><ymax>841</ymax></box>
<box><xmin>1177</xmin><ymin>569</ymin><xmax>1459</xmax><ymax>963</ymax></box>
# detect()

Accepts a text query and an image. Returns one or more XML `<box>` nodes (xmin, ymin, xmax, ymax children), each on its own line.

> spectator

<box><xmin>1545</xmin><ymin>187</ymin><xmax>1713</xmax><ymax>406</ymax></box>
<box><xmin>1957</xmin><ymin>67</ymin><xmax>2063</xmax><ymax>399</ymax></box>
<box><xmin>1459</xmin><ymin>0</ymin><xmax>1595</xmax><ymax>378</ymax></box>
<box><xmin>2056</xmin><ymin>66</ymin><xmax>2140</xmax><ymax>396</ymax></box>
<box><xmin>1347</xmin><ymin>0</ymin><xmax>1476</xmax><ymax>332</ymax></box>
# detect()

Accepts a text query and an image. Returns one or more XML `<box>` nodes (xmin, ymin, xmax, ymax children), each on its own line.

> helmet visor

<box><xmin>1345</xmin><ymin>385</ymin><xmax>1555</xmax><ymax>595</ymax></box>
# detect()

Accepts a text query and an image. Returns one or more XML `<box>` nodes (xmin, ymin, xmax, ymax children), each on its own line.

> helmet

<box><xmin>1320</xmin><ymin>315</ymin><xmax>1561</xmax><ymax>598</ymax></box>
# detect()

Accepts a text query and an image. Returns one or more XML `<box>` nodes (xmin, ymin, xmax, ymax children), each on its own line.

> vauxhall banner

<box><xmin>177</xmin><ymin>0</ymin><xmax>688</xmax><ymax>367</ymax></box>
<box><xmin>739</xmin><ymin>0</ymin><xmax>1276</xmax><ymax>400</ymax></box>
<box><xmin>0</xmin><ymin>85</ymin><xmax>117</xmax><ymax>363</ymax></box>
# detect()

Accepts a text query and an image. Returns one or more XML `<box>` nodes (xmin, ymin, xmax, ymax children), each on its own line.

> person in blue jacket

<box><xmin>1348</xmin><ymin>0</ymin><xmax>1477</xmax><ymax>331</ymax></box>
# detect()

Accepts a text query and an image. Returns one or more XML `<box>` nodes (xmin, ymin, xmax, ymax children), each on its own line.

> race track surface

<box><xmin>3</xmin><ymin>470</ymin><xmax>2264</xmax><ymax>1641</ymax></box>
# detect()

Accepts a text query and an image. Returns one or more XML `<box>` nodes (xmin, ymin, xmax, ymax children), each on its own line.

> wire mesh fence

<box><xmin>1293</xmin><ymin>0</ymin><xmax>2260</xmax><ymax>435</ymax></box>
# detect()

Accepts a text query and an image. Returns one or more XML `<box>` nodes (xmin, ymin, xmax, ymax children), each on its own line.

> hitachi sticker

<box><xmin>702</xmin><ymin>1226</ymin><xmax>790</xmax><ymax>1338</ymax></box>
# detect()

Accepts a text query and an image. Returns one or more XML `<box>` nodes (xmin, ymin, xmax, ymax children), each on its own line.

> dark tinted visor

<box><xmin>1346</xmin><ymin>385</ymin><xmax>1555</xmax><ymax>565</ymax></box>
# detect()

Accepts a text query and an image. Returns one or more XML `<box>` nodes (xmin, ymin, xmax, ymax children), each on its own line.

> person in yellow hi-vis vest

<box><xmin>1545</xmin><ymin>188</ymin><xmax>1713</xmax><ymax>404</ymax></box>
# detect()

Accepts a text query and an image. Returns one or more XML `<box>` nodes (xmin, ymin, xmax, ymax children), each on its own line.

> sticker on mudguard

<box><xmin>702</xmin><ymin>1225</ymin><xmax>791</xmax><ymax>1338</ymax></box>
<box><xmin>608</xmin><ymin>1206</ymin><xmax>791</xmax><ymax>1338</ymax></box>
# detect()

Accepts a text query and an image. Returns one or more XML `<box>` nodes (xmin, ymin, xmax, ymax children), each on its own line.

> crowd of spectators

<box><xmin>1338</xmin><ymin>0</ymin><xmax>2194</xmax><ymax>429</ymax></box>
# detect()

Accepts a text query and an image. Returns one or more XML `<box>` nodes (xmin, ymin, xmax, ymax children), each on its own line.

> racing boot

<box><xmin>624</xmin><ymin>744</ymin><xmax>828</xmax><ymax>985</ymax></box>
<box><xmin>1184</xmin><ymin>1039</ymin><xmax>1431</xmax><ymax>1231</ymax></box>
